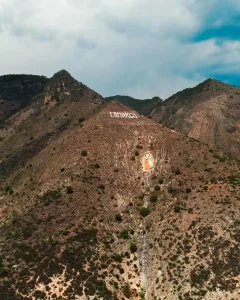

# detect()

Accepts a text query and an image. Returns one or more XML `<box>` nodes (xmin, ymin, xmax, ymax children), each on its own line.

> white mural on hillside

<box><xmin>110</xmin><ymin>112</ymin><xmax>138</xmax><ymax>119</ymax></box>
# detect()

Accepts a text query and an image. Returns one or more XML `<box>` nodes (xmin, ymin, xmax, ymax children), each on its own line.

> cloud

<box><xmin>0</xmin><ymin>0</ymin><xmax>240</xmax><ymax>99</ymax></box>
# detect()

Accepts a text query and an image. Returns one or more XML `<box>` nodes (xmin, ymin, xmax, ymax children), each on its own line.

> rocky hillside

<box><xmin>105</xmin><ymin>95</ymin><xmax>162</xmax><ymax>116</ymax></box>
<box><xmin>0</xmin><ymin>93</ymin><xmax>239</xmax><ymax>300</ymax></box>
<box><xmin>0</xmin><ymin>74</ymin><xmax>48</xmax><ymax>122</ymax></box>
<box><xmin>150</xmin><ymin>79</ymin><xmax>240</xmax><ymax>159</ymax></box>
<box><xmin>0</xmin><ymin>70</ymin><xmax>104</xmax><ymax>176</ymax></box>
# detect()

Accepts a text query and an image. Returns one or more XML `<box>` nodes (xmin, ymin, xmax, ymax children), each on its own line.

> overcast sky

<box><xmin>0</xmin><ymin>0</ymin><xmax>240</xmax><ymax>99</ymax></box>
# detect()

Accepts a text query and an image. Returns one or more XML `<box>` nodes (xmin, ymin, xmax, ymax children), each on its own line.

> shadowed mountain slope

<box><xmin>0</xmin><ymin>74</ymin><xmax>48</xmax><ymax>122</ymax></box>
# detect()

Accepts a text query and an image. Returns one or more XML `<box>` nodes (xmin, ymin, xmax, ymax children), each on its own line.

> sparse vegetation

<box><xmin>150</xmin><ymin>194</ymin><xmax>158</xmax><ymax>202</ymax></box>
<box><xmin>130</xmin><ymin>242</ymin><xmax>137</xmax><ymax>253</ymax></box>
<box><xmin>81</xmin><ymin>150</ymin><xmax>88</xmax><ymax>157</ymax></box>
<box><xmin>122</xmin><ymin>284</ymin><xmax>131</xmax><ymax>298</ymax></box>
<box><xmin>66</xmin><ymin>186</ymin><xmax>74</xmax><ymax>194</ymax></box>
<box><xmin>140</xmin><ymin>207</ymin><xmax>150</xmax><ymax>217</ymax></box>
<box><xmin>115</xmin><ymin>214</ymin><xmax>122</xmax><ymax>222</ymax></box>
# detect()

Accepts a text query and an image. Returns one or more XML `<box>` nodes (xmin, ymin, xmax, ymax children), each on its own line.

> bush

<box><xmin>168</xmin><ymin>186</ymin><xmax>174</xmax><ymax>193</ymax></box>
<box><xmin>122</xmin><ymin>284</ymin><xmax>131</xmax><ymax>298</ymax></box>
<box><xmin>130</xmin><ymin>242</ymin><xmax>137</xmax><ymax>253</ymax></box>
<box><xmin>81</xmin><ymin>150</ymin><xmax>88</xmax><ymax>157</ymax></box>
<box><xmin>150</xmin><ymin>194</ymin><xmax>158</xmax><ymax>202</ymax></box>
<box><xmin>154</xmin><ymin>185</ymin><xmax>160</xmax><ymax>191</ymax></box>
<box><xmin>175</xmin><ymin>168</ymin><xmax>181</xmax><ymax>175</ymax></box>
<box><xmin>186</xmin><ymin>187</ymin><xmax>192</xmax><ymax>193</ymax></box>
<box><xmin>140</xmin><ymin>207</ymin><xmax>150</xmax><ymax>217</ymax></box>
<box><xmin>174</xmin><ymin>204</ymin><xmax>181</xmax><ymax>213</ymax></box>
<box><xmin>135</xmin><ymin>151</ymin><xmax>139</xmax><ymax>156</ymax></box>
<box><xmin>115</xmin><ymin>214</ymin><xmax>122</xmax><ymax>222</ymax></box>
<box><xmin>120</xmin><ymin>230</ymin><xmax>129</xmax><ymax>239</ymax></box>
<box><xmin>60</xmin><ymin>168</ymin><xmax>65</xmax><ymax>172</ymax></box>
<box><xmin>99</xmin><ymin>184</ymin><xmax>105</xmax><ymax>190</ymax></box>
<box><xmin>159</xmin><ymin>178</ymin><xmax>163</xmax><ymax>184</ymax></box>
<box><xmin>131</xmin><ymin>156</ymin><xmax>135</xmax><ymax>161</ymax></box>
<box><xmin>66</xmin><ymin>186</ymin><xmax>73</xmax><ymax>194</ymax></box>
<box><xmin>94</xmin><ymin>163</ymin><xmax>100</xmax><ymax>169</ymax></box>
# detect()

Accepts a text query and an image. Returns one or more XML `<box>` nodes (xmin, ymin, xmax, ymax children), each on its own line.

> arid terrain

<box><xmin>149</xmin><ymin>79</ymin><xmax>240</xmax><ymax>159</ymax></box>
<box><xmin>0</xmin><ymin>72</ymin><xmax>239</xmax><ymax>300</ymax></box>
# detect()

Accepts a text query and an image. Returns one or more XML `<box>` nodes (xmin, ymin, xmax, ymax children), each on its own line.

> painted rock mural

<box><xmin>142</xmin><ymin>152</ymin><xmax>154</xmax><ymax>172</ymax></box>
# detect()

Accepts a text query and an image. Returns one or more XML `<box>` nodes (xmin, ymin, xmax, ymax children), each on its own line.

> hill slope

<box><xmin>0</xmin><ymin>74</ymin><xmax>48</xmax><ymax>122</ymax></box>
<box><xmin>0</xmin><ymin>70</ymin><xmax>104</xmax><ymax>179</ymax></box>
<box><xmin>0</xmin><ymin>99</ymin><xmax>239</xmax><ymax>299</ymax></box>
<box><xmin>105</xmin><ymin>95</ymin><xmax>162</xmax><ymax>116</ymax></box>
<box><xmin>150</xmin><ymin>79</ymin><xmax>240</xmax><ymax>159</ymax></box>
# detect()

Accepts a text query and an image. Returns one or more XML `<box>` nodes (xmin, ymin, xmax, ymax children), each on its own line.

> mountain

<box><xmin>0</xmin><ymin>70</ymin><xmax>104</xmax><ymax>178</ymax></box>
<box><xmin>0</xmin><ymin>91</ymin><xmax>239</xmax><ymax>300</ymax></box>
<box><xmin>105</xmin><ymin>95</ymin><xmax>162</xmax><ymax>116</ymax></box>
<box><xmin>150</xmin><ymin>79</ymin><xmax>240</xmax><ymax>159</ymax></box>
<box><xmin>0</xmin><ymin>74</ymin><xmax>48</xmax><ymax>122</ymax></box>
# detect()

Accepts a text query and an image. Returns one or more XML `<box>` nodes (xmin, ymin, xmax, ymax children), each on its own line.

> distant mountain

<box><xmin>0</xmin><ymin>74</ymin><xmax>48</xmax><ymax>122</ymax></box>
<box><xmin>150</xmin><ymin>78</ymin><xmax>240</xmax><ymax>159</ymax></box>
<box><xmin>105</xmin><ymin>95</ymin><xmax>162</xmax><ymax>115</ymax></box>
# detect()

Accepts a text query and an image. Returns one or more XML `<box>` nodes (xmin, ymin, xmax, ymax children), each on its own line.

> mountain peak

<box><xmin>51</xmin><ymin>69</ymin><xmax>73</xmax><ymax>80</ymax></box>
<box><xmin>43</xmin><ymin>70</ymin><xmax>102</xmax><ymax>105</ymax></box>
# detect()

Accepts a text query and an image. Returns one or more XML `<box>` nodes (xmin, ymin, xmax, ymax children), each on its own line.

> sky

<box><xmin>0</xmin><ymin>0</ymin><xmax>240</xmax><ymax>99</ymax></box>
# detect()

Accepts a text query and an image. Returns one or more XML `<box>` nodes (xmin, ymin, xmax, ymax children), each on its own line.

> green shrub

<box><xmin>140</xmin><ymin>207</ymin><xmax>150</xmax><ymax>217</ymax></box>
<box><xmin>159</xmin><ymin>178</ymin><xmax>163</xmax><ymax>184</ymax></box>
<box><xmin>175</xmin><ymin>168</ymin><xmax>181</xmax><ymax>175</ymax></box>
<box><xmin>99</xmin><ymin>184</ymin><xmax>105</xmax><ymax>190</ymax></box>
<box><xmin>186</xmin><ymin>187</ymin><xmax>192</xmax><ymax>193</ymax></box>
<box><xmin>154</xmin><ymin>185</ymin><xmax>160</xmax><ymax>191</ymax></box>
<box><xmin>66</xmin><ymin>186</ymin><xmax>74</xmax><ymax>194</ymax></box>
<box><xmin>122</xmin><ymin>284</ymin><xmax>131</xmax><ymax>298</ymax></box>
<box><xmin>168</xmin><ymin>186</ymin><xmax>174</xmax><ymax>193</ymax></box>
<box><xmin>94</xmin><ymin>163</ymin><xmax>100</xmax><ymax>169</ymax></box>
<box><xmin>131</xmin><ymin>156</ymin><xmax>135</xmax><ymax>161</ymax></box>
<box><xmin>60</xmin><ymin>168</ymin><xmax>65</xmax><ymax>172</ymax></box>
<box><xmin>115</xmin><ymin>214</ymin><xmax>122</xmax><ymax>222</ymax></box>
<box><xmin>150</xmin><ymin>194</ymin><xmax>158</xmax><ymax>202</ymax></box>
<box><xmin>81</xmin><ymin>150</ymin><xmax>88</xmax><ymax>157</ymax></box>
<box><xmin>40</xmin><ymin>190</ymin><xmax>61</xmax><ymax>206</ymax></box>
<box><xmin>174</xmin><ymin>204</ymin><xmax>181</xmax><ymax>213</ymax></box>
<box><xmin>135</xmin><ymin>151</ymin><xmax>139</xmax><ymax>156</ymax></box>
<box><xmin>120</xmin><ymin>230</ymin><xmax>129</xmax><ymax>239</ymax></box>
<box><xmin>130</xmin><ymin>242</ymin><xmax>137</xmax><ymax>253</ymax></box>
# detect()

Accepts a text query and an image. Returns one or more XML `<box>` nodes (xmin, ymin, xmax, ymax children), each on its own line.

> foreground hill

<box><xmin>150</xmin><ymin>79</ymin><xmax>240</xmax><ymax>159</ymax></box>
<box><xmin>0</xmin><ymin>97</ymin><xmax>239</xmax><ymax>299</ymax></box>
<box><xmin>105</xmin><ymin>95</ymin><xmax>162</xmax><ymax>116</ymax></box>
<box><xmin>0</xmin><ymin>74</ymin><xmax>48</xmax><ymax>122</ymax></box>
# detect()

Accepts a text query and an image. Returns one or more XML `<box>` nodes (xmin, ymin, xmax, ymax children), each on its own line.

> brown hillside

<box><xmin>150</xmin><ymin>79</ymin><xmax>240</xmax><ymax>159</ymax></box>
<box><xmin>0</xmin><ymin>70</ymin><xmax>104</xmax><ymax>179</ymax></box>
<box><xmin>0</xmin><ymin>100</ymin><xmax>239</xmax><ymax>299</ymax></box>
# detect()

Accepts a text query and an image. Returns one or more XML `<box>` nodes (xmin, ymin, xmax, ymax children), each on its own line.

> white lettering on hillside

<box><xmin>110</xmin><ymin>112</ymin><xmax>138</xmax><ymax>119</ymax></box>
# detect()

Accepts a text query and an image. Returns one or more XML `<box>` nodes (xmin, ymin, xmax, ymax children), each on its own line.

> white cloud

<box><xmin>0</xmin><ymin>0</ymin><xmax>240</xmax><ymax>99</ymax></box>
